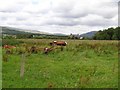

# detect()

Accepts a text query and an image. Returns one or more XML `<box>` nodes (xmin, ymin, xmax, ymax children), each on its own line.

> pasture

<box><xmin>2</xmin><ymin>39</ymin><xmax>118</xmax><ymax>88</ymax></box>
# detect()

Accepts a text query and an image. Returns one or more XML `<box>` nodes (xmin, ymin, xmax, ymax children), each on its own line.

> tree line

<box><xmin>93</xmin><ymin>27</ymin><xmax>120</xmax><ymax>40</ymax></box>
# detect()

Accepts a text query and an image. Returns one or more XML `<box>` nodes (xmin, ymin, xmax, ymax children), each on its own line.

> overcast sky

<box><xmin>0</xmin><ymin>0</ymin><xmax>119</xmax><ymax>34</ymax></box>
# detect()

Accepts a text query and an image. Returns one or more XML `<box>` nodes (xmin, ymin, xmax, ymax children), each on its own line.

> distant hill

<box><xmin>1</xmin><ymin>26</ymin><xmax>50</xmax><ymax>35</ymax></box>
<box><xmin>53</xmin><ymin>33</ymin><xmax>67</xmax><ymax>36</ymax></box>
<box><xmin>1</xmin><ymin>26</ymin><xmax>69</xmax><ymax>39</ymax></box>
<box><xmin>2</xmin><ymin>27</ymin><xmax>31</xmax><ymax>35</ymax></box>
<box><xmin>80</xmin><ymin>31</ymin><xmax>97</xmax><ymax>38</ymax></box>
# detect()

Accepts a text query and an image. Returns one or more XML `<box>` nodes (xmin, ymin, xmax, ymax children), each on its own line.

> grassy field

<box><xmin>2</xmin><ymin>39</ymin><xmax>118</xmax><ymax>88</ymax></box>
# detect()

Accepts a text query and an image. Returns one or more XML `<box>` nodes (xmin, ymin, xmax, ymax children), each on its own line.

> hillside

<box><xmin>2</xmin><ymin>27</ymin><xmax>31</xmax><ymax>35</ymax></box>
<box><xmin>80</xmin><ymin>31</ymin><xmax>97</xmax><ymax>38</ymax></box>
<box><xmin>1</xmin><ymin>26</ymin><xmax>69</xmax><ymax>39</ymax></box>
<box><xmin>1</xmin><ymin>26</ymin><xmax>50</xmax><ymax>35</ymax></box>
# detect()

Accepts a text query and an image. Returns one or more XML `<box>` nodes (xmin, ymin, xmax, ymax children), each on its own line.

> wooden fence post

<box><xmin>20</xmin><ymin>53</ymin><xmax>25</xmax><ymax>78</ymax></box>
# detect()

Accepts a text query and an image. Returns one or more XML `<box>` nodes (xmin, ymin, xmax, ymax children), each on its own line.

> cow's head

<box><xmin>65</xmin><ymin>42</ymin><xmax>67</xmax><ymax>45</ymax></box>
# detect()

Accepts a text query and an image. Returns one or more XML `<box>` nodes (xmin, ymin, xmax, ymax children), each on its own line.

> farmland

<box><xmin>2</xmin><ymin>39</ymin><xmax>118</xmax><ymax>88</ymax></box>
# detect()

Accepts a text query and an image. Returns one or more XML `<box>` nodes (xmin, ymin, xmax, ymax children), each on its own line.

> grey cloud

<box><xmin>0</xmin><ymin>9</ymin><xmax>18</xmax><ymax>13</ymax></box>
<box><xmin>92</xmin><ymin>2</ymin><xmax>118</xmax><ymax>19</ymax></box>
<box><xmin>78</xmin><ymin>14</ymin><xmax>117</xmax><ymax>27</ymax></box>
<box><xmin>81</xmin><ymin>20</ymin><xmax>113</xmax><ymax>27</ymax></box>
<box><xmin>16</xmin><ymin>17</ymin><xmax>27</xmax><ymax>21</ymax></box>
<box><xmin>15</xmin><ymin>15</ymin><xmax>29</xmax><ymax>21</ymax></box>
<box><xmin>51</xmin><ymin>3</ymin><xmax>89</xmax><ymax>19</ymax></box>
<box><xmin>45</xmin><ymin>21</ymin><xmax>78</xmax><ymax>26</ymax></box>
<box><xmin>55</xmin><ymin>11</ymin><xmax>88</xmax><ymax>19</ymax></box>
<box><xmin>0</xmin><ymin>2</ymin><xmax>26</xmax><ymax>13</ymax></box>
<box><xmin>0</xmin><ymin>16</ymin><xmax>7</xmax><ymax>21</ymax></box>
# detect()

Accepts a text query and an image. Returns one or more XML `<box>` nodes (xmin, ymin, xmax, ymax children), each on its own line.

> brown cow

<box><xmin>3</xmin><ymin>45</ymin><xmax>16</xmax><ymax>54</ymax></box>
<box><xmin>3</xmin><ymin>45</ymin><xmax>16</xmax><ymax>49</ymax></box>
<box><xmin>50</xmin><ymin>41</ymin><xmax>67</xmax><ymax>46</ymax></box>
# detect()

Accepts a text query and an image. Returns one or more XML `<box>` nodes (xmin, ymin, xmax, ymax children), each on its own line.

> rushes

<box><xmin>74</xmin><ymin>65</ymin><xmax>97</xmax><ymax>88</ymax></box>
<box><xmin>48</xmin><ymin>82</ymin><xmax>54</xmax><ymax>88</ymax></box>
<box><xmin>3</xmin><ymin>54</ymin><xmax>9</xmax><ymax>62</ymax></box>
<box><xmin>112</xmin><ymin>63</ymin><xmax>116</xmax><ymax>73</ymax></box>
<box><xmin>89</xmin><ymin>66</ymin><xmax>97</xmax><ymax>76</ymax></box>
<box><xmin>77</xmin><ymin>75</ymin><xmax>91</xmax><ymax>88</ymax></box>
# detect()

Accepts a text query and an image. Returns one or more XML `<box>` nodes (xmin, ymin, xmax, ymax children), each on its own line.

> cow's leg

<box><xmin>60</xmin><ymin>46</ymin><xmax>63</xmax><ymax>51</ymax></box>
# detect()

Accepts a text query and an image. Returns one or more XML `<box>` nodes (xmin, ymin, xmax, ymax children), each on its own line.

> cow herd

<box><xmin>44</xmin><ymin>41</ymin><xmax>67</xmax><ymax>54</ymax></box>
<box><xmin>3</xmin><ymin>41</ymin><xmax>67</xmax><ymax>55</ymax></box>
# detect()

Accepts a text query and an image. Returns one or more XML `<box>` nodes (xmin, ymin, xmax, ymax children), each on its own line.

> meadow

<box><xmin>2</xmin><ymin>39</ymin><xmax>118</xmax><ymax>88</ymax></box>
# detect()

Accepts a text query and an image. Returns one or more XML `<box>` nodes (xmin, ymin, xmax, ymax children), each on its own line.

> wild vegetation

<box><xmin>2</xmin><ymin>39</ymin><xmax>118</xmax><ymax>88</ymax></box>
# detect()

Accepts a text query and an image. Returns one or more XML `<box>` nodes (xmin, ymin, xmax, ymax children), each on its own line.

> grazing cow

<box><xmin>3</xmin><ymin>45</ymin><xmax>16</xmax><ymax>49</ymax></box>
<box><xmin>3</xmin><ymin>45</ymin><xmax>16</xmax><ymax>54</ymax></box>
<box><xmin>44</xmin><ymin>47</ymin><xmax>53</xmax><ymax>54</ymax></box>
<box><xmin>30</xmin><ymin>46</ymin><xmax>37</xmax><ymax>53</ymax></box>
<box><xmin>50</xmin><ymin>41</ymin><xmax>67</xmax><ymax>46</ymax></box>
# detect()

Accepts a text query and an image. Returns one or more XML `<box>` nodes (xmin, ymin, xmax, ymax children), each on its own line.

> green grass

<box><xmin>2</xmin><ymin>39</ymin><xmax>118</xmax><ymax>88</ymax></box>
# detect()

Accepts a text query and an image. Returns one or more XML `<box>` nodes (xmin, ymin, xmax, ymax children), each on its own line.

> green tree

<box><xmin>93</xmin><ymin>27</ymin><xmax>120</xmax><ymax>40</ymax></box>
